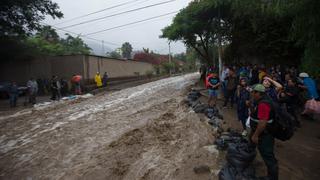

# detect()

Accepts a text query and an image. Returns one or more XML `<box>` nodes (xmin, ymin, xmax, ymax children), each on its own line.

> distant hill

<box><xmin>86</xmin><ymin>41</ymin><xmax>113</xmax><ymax>56</ymax></box>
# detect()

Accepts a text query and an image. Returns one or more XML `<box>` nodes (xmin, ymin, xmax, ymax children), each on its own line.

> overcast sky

<box><xmin>44</xmin><ymin>0</ymin><xmax>191</xmax><ymax>55</ymax></box>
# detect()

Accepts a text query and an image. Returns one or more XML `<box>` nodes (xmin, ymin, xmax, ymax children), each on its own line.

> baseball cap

<box><xmin>252</xmin><ymin>84</ymin><xmax>265</xmax><ymax>92</ymax></box>
<box><xmin>299</xmin><ymin>72</ymin><xmax>309</xmax><ymax>78</ymax></box>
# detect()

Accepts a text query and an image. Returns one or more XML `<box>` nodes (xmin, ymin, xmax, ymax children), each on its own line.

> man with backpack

<box><xmin>250</xmin><ymin>84</ymin><xmax>278</xmax><ymax>180</ymax></box>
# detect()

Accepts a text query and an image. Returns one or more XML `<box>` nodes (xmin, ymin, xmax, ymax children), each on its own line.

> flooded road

<box><xmin>0</xmin><ymin>73</ymin><xmax>219</xmax><ymax>180</ymax></box>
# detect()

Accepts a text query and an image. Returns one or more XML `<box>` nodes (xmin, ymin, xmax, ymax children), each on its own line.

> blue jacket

<box><xmin>9</xmin><ymin>85</ymin><xmax>19</xmax><ymax>95</ymax></box>
<box><xmin>303</xmin><ymin>77</ymin><xmax>319</xmax><ymax>99</ymax></box>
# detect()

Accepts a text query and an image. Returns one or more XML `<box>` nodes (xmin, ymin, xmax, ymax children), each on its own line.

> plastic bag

<box><xmin>303</xmin><ymin>99</ymin><xmax>320</xmax><ymax>114</ymax></box>
<box><xmin>193</xmin><ymin>104</ymin><xmax>209</xmax><ymax>113</ymax></box>
<box><xmin>218</xmin><ymin>164</ymin><xmax>256</xmax><ymax>180</ymax></box>
<box><xmin>226</xmin><ymin>143</ymin><xmax>256</xmax><ymax>168</ymax></box>
<box><xmin>246</xmin><ymin>117</ymin><xmax>251</xmax><ymax>128</ymax></box>
<box><xmin>205</xmin><ymin>108</ymin><xmax>215</xmax><ymax>118</ymax></box>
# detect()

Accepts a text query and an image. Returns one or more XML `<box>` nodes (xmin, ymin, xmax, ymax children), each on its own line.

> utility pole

<box><xmin>217</xmin><ymin>6</ymin><xmax>223</xmax><ymax>78</ymax></box>
<box><xmin>102</xmin><ymin>40</ymin><xmax>105</xmax><ymax>55</ymax></box>
<box><xmin>168</xmin><ymin>41</ymin><xmax>172</xmax><ymax>75</ymax></box>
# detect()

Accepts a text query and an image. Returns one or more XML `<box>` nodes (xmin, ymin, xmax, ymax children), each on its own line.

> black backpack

<box><xmin>268</xmin><ymin>101</ymin><xmax>294</xmax><ymax>141</ymax></box>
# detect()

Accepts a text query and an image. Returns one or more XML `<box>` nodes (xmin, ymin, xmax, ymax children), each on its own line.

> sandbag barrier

<box><xmin>214</xmin><ymin>131</ymin><xmax>244</xmax><ymax>150</ymax></box>
<box><xmin>215</xmin><ymin>131</ymin><xmax>258</xmax><ymax>180</ymax></box>
<box><xmin>186</xmin><ymin>90</ymin><xmax>224</xmax><ymax>129</ymax></box>
<box><xmin>186</xmin><ymin>90</ymin><xmax>257</xmax><ymax>179</ymax></box>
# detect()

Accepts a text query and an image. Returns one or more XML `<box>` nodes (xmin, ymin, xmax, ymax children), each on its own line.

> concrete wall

<box><xmin>50</xmin><ymin>55</ymin><xmax>85</xmax><ymax>79</ymax></box>
<box><xmin>0</xmin><ymin>57</ymin><xmax>52</xmax><ymax>84</ymax></box>
<box><xmin>84</xmin><ymin>55</ymin><xmax>154</xmax><ymax>79</ymax></box>
<box><xmin>0</xmin><ymin>55</ymin><xmax>154</xmax><ymax>85</ymax></box>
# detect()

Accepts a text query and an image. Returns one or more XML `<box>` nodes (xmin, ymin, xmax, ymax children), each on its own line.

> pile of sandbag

<box><xmin>214</xmin><ymin>131</ymin><xmax>244</xmax><ymax>150</ymax></box>
<box><xmin>186</xmin><ymin>90</ymin><xmax>201</xmax><ymax>105</ymax></box>
<box><xmin>186</xmin><ymin>90</ymin><xmax>224</xmax><ymax>129</ymax></box>
<box><xmin>218</xmin><ymin>139</ymin><xmax>257</xmax><ymax>180</ymax></box>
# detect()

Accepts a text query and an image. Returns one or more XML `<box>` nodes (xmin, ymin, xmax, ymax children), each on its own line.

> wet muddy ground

<box><xmin>0</xmin><ymin>74</ymin><xmax>222</xmax><ymax>180</ymax></box>
<box><xmin>1</xmin><ymin>73</ymin><xmax>319</xmax><ymax>180</ymax></box>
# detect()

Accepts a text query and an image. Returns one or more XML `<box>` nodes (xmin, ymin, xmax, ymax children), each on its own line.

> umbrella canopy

<box><xmin>71</xmin><ymin>75</ymin><xmax>82</xmax><ymax>83</ymax></box>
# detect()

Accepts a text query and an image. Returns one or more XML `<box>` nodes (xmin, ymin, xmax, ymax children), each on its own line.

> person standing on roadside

<box><xmin>71</xmin><ymin>75</ymin><xmax>82</xmax><ymax>95</ymax></box>
<box><xmin>50</xmin><ymin>76</ymin><xmax>60</xmax><ymax>100</ymax></box>
<box><xmin>298</xmin><ymin>72</ymin><xmax>319</xmax><ymax>100</ymax></box>
<box><xmin>250</xmin><ymin>84</ymin><xmax>278</xmax><ymax>180</ymax></box>
<box><xmin>279</xmin><ymin>78</ymin><xmax>301</xmax><ymax>127</ymax></box>
<box><xmin>223</xmin><ymin>69</ymin><xmax>237</xmax><ymax>108</ymax></box>
<box><xmin>103</xmin><ymin>72</ymin><xmax>108</xmax><ymax>87</ymax></box>
<box><xmin>262</xmin><ymin>76</ymin><xmax>283</xmax><ymax>102</ymax></box>
<box><xmin>251</xmin><ymin>65</ymin><xmax>259</xmax><ymax>85</ymax></box>
<box><xmin>236</xmin><ymin>78</ymin><xmax>250</xmax><ymax>136</ymax></box>
<box><xmin>9</xmin><ymin>81</ymin><xmax>19</xmax><ymax>107</ymax></box>
<box><xmin>95</xmin><ymin>72</ymin><xmax>102</xmax><ymax>88</ymax></box>
<box><xmin>207</xmin><ymin>72</ymin><xmax>220</xmax><ymax>108</ymax></box>
<box><xmin>27</xmin><ymin>77</ymin><xmax>38</xmax><ymax>104</ymax></box>
<box><xmin>221</xmin><ymin>65</ymin><xmax>229</xmax><ymax>97</ymax></box>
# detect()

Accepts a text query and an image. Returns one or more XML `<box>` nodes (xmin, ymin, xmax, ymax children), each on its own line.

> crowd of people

<box><xmin>204</xmin><ymin>64</ymin><xmax>319</xmax><ymax>180</ymax></box>
<box><xmin>7</xmin><ymin>71</ymin><xmax>109</xmax><ymax>108</ymax></box>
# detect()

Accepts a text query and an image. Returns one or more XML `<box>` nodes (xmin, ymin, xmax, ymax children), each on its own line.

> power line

<box><xmin>54</xmin><ymin>0</ymin><xmax>139</xmax><ymax>25</ymax></box>
<box><xmin>41</xmin><ymin>22</ymin><xmax>120</xmax><ymax>46</ymax></box>
<box><xmin>60</xmin><ymin>0</ymin><xmax>176</xmax><ymax>29</ymax></box>
<box><xmin>84</xmin><ymin>11</ymin><xmax>178</xmax><ymax>36</ymax></box>
<box><xmin>103</xmin><ymin>13</ymin><xmax>175</xmax><ymax>32</ymax></box>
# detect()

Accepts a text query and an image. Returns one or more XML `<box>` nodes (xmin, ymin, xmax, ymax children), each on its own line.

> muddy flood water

<box><xmin>0</xmin><ymin>73</ymin><xmax>222</xmax><ymax>180</ymax></box>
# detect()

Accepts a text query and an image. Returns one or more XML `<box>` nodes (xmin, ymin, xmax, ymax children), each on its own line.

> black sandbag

<box><xmin>204</xmin><ymin>107</ymin><xmax>224</xmax><ymax>120</ymax></box>
<box><xmin>214</xmin><ymin>112</ymin><xmax>224</xmax><ymax>120</ymax></box>
<box><xmin>226</xmin><ymin>155</ymin><xmax>251</xmax><ymax>169</ymax></box>
<box><xmin>215</xmin><ymin>138</ymin><xmax>228</xmax><ymax>150</ymax></box>
<box><xmin>226</xmin><ymin>142</ymin><xmax>256</xmax><ymax>169</ymax></box>
<box><xmin>188</xmin><ymin>91</ymin><xmax>200</xmax><ymax>98</ymax></box>
<box><xmin>187</xmin><ymin>94</ymin><xmax>199</xmax><ymax>101</ymax></box>
<box><xmin>208</xmin><ymin>117</ymin><xmax>222</xmax><ymax>128</ymax></box>
<box><xmin>193</xmin><ymin>103</ymin><xmax>209</xmax><ymax>113</ymax></box>
<box><xmin>205</xmin><ymin>108</ymin><xmax>215</xmax><ymax>118</ymax></box>
<box><xmin>214</xmin><ymin>133</ymin><xmax>245</xmax><ymax>150</ymax></box>
<box><xmin>219</xmin><ymin>164</ymin><xmax>237</xmax><ymax>180</ymax></box>
<box><xmin>226</xmin><ymin>143</ymin><xmax>256</xmax><ymax>162</ymax></box>
<box><xmin>219</xmin><ymin>164</ymin><xmax>256</xmax><ymax>180</ymax></box>
<box><xmin>191</xmin><ymin>100</ymin><xmax>201</xmax><ymax>108</ymax></box>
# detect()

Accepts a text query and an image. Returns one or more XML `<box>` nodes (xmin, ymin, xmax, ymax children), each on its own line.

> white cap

<box><xmin>299</xmin><ymin>72</ymin><xmax>309</xmax><ymax>78</ymax></box>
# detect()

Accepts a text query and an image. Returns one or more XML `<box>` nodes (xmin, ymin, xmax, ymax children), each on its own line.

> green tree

<box><xmin>0</xmin><ymin>0</ymin><xmax>63</xmax><ymax>37</ymax></box>
<box><xmin>287</xmin><ymin>0</ymin><xmax>320</xmax><ymax>75</ymax></box>
<box><xmin>60</xmin><ymin>34</ymin><xmax>91</xmax><ymax>55</ymax></box>
<box><xmin>0</xmin><ymin>1</ymin><xmax>63</xmax><ymax>60</ymax></box>
<box><xmin>226</xmin><ymin>2</ymin><xmax>301</xmax><ymax>65</ymax></box>
<box><xmin>142</xmin><ymin>47</ymin><xmax>150</xmax><ymax>53</ymax></box>
<box><xmin>36</xmin><ymin>26</ymin><xmax>60</xmax><ymax>43</ymax></box>
<box><xmin>173</xmin><ymin>53</ymin><xmax>186</xmax><ymax>62</ymax></box>
<box><xmin>107</xmin><ymin>51</ymin><xmax>121</xmax><ymax>59</ymax></box>
<box><xmin>184</xmin><ymin>48</ymin><xmax>198</xmax><ymax>72</ymax></box>
<box><xmin>161</xmin><ymin>61</ymin><xmax>175</xmax><ymax>74</ymax></box>
<box><xmin>161</xmin><ymin>0</ymin><xmax>231</xmax><ymax>66</ymax></box>
<box><xmin>26</xmin><ymin>36</ymin><xmax>64</xmax><ymax>55</ymax></box>
<box><xmin>25</xmin><ymin>27</ymin><xmax>91</xmax><ymax>56</ymax></box>
<box><xmin>121</xmin><ymin>42</ymin><xmax>133</xmax><ymax>59</ymax></box>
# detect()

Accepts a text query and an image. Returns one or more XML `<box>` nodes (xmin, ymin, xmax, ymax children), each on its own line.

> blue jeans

<box><xmin>10</xmin><ymin>94</ymin><xmax>18</xmax><ymax>107</ymax></box>
<box><xmin>208</xmin><ymin>89</ymin><xmax>218</xmax><ymax>97</ymax></box>
<box><xmin>222</xmin><ymin>81</ymin><xmax>227</xmax><ymax>97</ymax></box>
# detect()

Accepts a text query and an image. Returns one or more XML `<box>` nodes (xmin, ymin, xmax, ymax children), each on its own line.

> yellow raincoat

<box><xmin>95</xmin><ymin>74</ymin><xmax>102</xmax><ymax>87</ymax></box>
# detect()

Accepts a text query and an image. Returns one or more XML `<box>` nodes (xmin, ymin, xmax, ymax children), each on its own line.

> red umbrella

<box><xmin>71</xmin><ymin>75</ymin><xmax>82</xmax><ymax>83</ymax></box>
